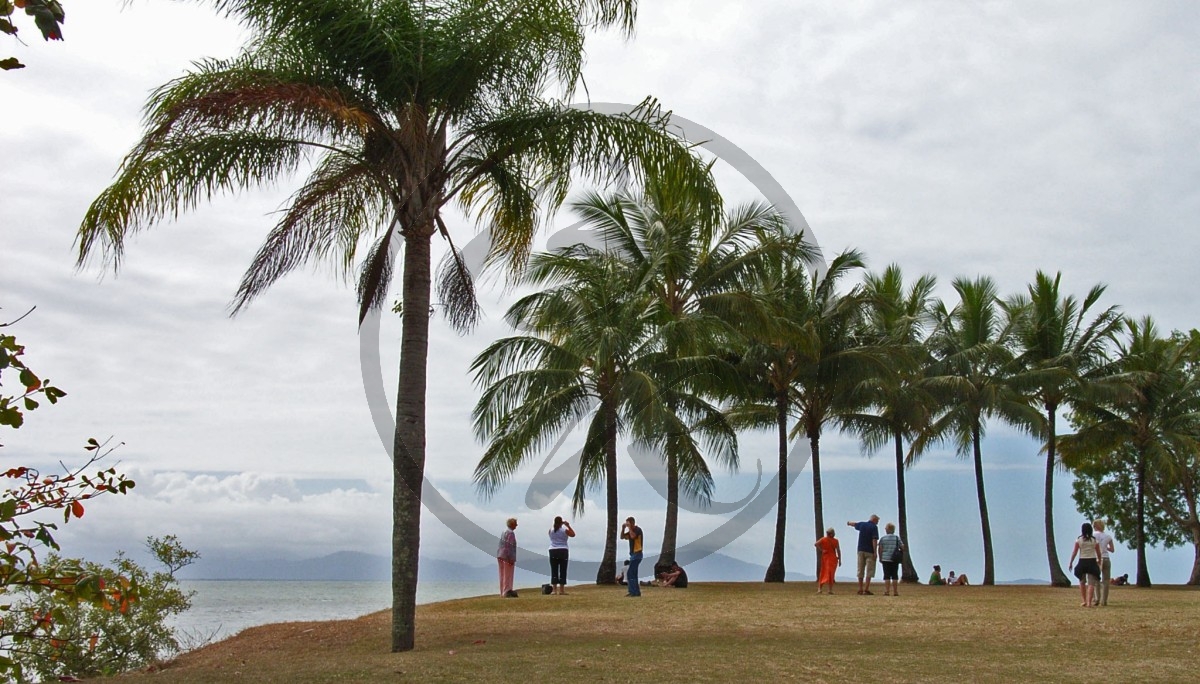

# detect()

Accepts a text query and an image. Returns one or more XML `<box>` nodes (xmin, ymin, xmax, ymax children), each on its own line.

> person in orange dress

<box><xmin>814</xmin><ymin>527</ymin><xmax>842</xmax><ymax>594</ymax></box>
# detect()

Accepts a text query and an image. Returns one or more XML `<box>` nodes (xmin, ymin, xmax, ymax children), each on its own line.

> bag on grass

<box><xmin>541</xmin><ymin>583</ymin><xmax>553</xmax><ymax>595</ymax></box>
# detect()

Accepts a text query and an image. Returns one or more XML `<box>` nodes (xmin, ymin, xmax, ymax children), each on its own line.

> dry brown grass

<box><xmin>104</xmin><ymin>582</ymin><xmax>1200</xmax><ymax>683</ymax></box>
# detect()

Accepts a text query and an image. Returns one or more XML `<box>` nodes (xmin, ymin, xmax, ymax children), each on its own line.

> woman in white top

<box><xmin>1068</xmin><ymin>521</ymin><xmax>1103</xmax><ymax>607</ymax></box>
<box><xmin>548</xmin><ymin>516</ymin><xmax>575</xmax><ymax>595</ymax></box>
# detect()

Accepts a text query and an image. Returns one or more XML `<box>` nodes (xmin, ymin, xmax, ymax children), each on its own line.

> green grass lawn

<box><xmin>109</xmin><ymin>581</ymin><xmax>1199</xmax><ymax>683</ymax></box>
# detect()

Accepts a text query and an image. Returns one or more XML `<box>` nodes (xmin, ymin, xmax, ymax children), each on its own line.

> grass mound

<box><xmin>107</xmin><ymin>582</ymin><xmax>1199</xmax><ymax>683</ymax></box>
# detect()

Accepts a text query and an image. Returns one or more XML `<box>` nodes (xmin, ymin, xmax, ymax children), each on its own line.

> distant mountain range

<box><xmin>178</xmin><ymin>550</ymin><xmax>815</xmax><ymax>583</ymax></box>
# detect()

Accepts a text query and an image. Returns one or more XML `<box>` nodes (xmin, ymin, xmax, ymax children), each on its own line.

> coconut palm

<box><xmin>1059</xmin><ymin>317</ymin><xmax>1200</xmax><ymax>587</ymax></box>
<box><xmin>472</xmin><ymin>245</ymin><xmax>738</xmax><ymax>582</ymax></box>
<box><xmin>1004</xmin><ymin>271</ymin><xmax>1122</xmax><ymax>587</ymax></box>
<box><xmin>568</xmin><ymin>175</ymin><xmax>782</xmax><ymax>568</ymax></box>
<box><xmin>786</xmin><ymin>249</ymin><xmax>874</xmax><ymax>566</ymax></box>
<box><xmin>74</xmin><ymin>0</ymin><xmax>716</xmax><ymax>651</ymax></box>
<box><xmin>918</xmin><ymin>276</ymin><xmax>1038</xmax><ymax>586</ymax></box>
<box><xmin>472</xmin><ymin>248</ymin><xmax>651</xmax><ymax>584</ymax></box>
<box><xmin>839</xmin><ymin>264</ymin><xmax>937</xmax><ymax>583</ymax></box>
<box><xmin>729</xmin><ymin>244</ymin><xmax>866</xmax><ymax>581</ymax></box>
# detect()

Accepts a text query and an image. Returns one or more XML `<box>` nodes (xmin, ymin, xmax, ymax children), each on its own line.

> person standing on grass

<box><xmin>878</xmin><ymin>522</ymin><xmax>903</xmax><ymax>596</ymax></box>
<box><xmin>548</xmin><ymin>516</ymin><xmax>575</xmax><ymax>595</ymax></box>
<box><xmin>847</xmin><ymin>514</ymin><xmax>880</xmax><ymax>595</ymax></box>
<box><xmin>1068</xmin><ymin>521</ymin><xmax>1102</xmax><ymax>608</ymax></box>
<box><xmin>620</xmin><ymin>517</ymin><xmax>644</xmax><ymax>597</ymax></box>
<box><xmin>1092</xmin><ymin>519</ymin><xmax>1115</xmax><ymax>606</ymax></box>
<box><xmin>814</xmin><ymin>528</ymin><xmax>842</xmax><ymax>594</ymax></box>
<box><xmin>497</xmin><ymin>517</ymin><xmax>518</xmax><ymax>598</ymax></box>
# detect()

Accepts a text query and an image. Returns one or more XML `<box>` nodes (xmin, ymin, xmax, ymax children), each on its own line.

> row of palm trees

<box><xmin>72</xmin><ymin>0</ymin><xmax>1198</xmax><ymax>653</ymax></box>
<box><xmin>469</xmin><ymin>176</ymin><xmax>1199</xmax><ymax>589</ymax></box>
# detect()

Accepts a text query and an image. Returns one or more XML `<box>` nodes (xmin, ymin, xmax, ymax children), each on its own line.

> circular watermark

<box><xmin>359</xmin><ymin>103</ymin><xmax>825</xmax><ymax>576</ymax></box>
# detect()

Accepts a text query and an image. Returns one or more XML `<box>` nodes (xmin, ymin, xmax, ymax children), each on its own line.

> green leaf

<box><xmin>18</xmin><ymin>367</ymin><xmax>39</xmax><ymax>390</ymax></box>
<box><xmin>23</xmin><ymin>397</ymin><xmax>39</xmax><ymax>411</ymax></box>
<box><xmin>0</xmin><ymin>498</ymin><xmax>16</xmax><ymax>522</ymax></box>
<box><xmin>0</xmin><ymin>56</ymin><xmax>23</xmax><ymax>70</ymax></box>
<box><xmin>0</xmin><ymin>407</ymin><xmax>23</xmax><ymax>428</ymax></box>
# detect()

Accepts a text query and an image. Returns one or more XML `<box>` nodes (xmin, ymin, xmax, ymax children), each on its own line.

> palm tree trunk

<box><xmin>1189</xmin><ymin>525</ymin><xmax>1200</xmax><ymax>586</ymax></box>
<box><xmin>765</xmin><ymin>394</ymin><xmax>788</xmax><ymax>582</ymax></box>
<box><xmin>1135</xmin><ymin>452</ymin><xmax>1152</xmax><ymax>587</ymax></box>
<box><xmin>597</xmin><ymin>397</ymin><xmax>620</xmax><ymax>584</ymax></box>
<box><xmin>391</xmin><ymin>229</ymin><xmax>432</xmax><ymax>652</ymax></box>
<box><xmin>811</xmin><ymin>431</ymin><xmax>824</xmax><ymax>578</ymax></box>
<box><xmin>1043</xmin><ymin>407</ymin><xmax>1072</xmax><ymax>587</ymax></box>
<box><xmin>972</xmin><ymin>420</ymin><xmax>995</xmax><ymax>585</ymax></box>
<box><xmin>895</xmin><ymin>431</ymin><xmax>918</xmax><ymax>583</ymax></box>
<box><xmin>659</xmin><ymin>449</ymin><xmax>679</xmax><ymax>572</ymax></box>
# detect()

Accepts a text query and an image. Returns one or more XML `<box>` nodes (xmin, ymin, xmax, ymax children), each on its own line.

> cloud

<box><xmin>5</xmin><ymin>0</ymin><xmax>1200</xmax><ymax>585</ymax></box>
<box><xmin>50</xmin><ymin>468</ymin><xmax>390</xmax><ymax>562</ymax></box>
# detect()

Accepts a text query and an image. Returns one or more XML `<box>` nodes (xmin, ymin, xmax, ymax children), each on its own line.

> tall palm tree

<box><xmin>723</xmin><ymin>232</ymin><xmax>817</xmax><ymax>582</ymax></box>
<box><xmin>1060</xmin><ymin>317</ymin><xmax>1200</xmax><ymax>587</ymax></box>
<box><xmin>788</xmin><ymin>249</ymin><xmax>872</xmax><ymax>570</ymax></box>
<box><xmin>472</xmin><ymin>248</ymin><xmax>652</xmax><ymax>583</ymax></box>
<box><xmin>918</xmin><ymin>276</ymin><xmax>1037</xmax><ymax>586</ymax></box>
<box><xmin>1005</xmin><ymin>271</ymin><xmax>1122</xmax><ymax>587</ymax></box>
<box><xmin>74</xmin><ymin>0</ymin><xmax>716</xmax><ymax>652</ymax></box>
<box><xmin>840</xmin><ymin>264</ymin><xmax>937</xmax><ymax>583</ymax></box>
<box><xmin>568</xmin><ymin>174</ymin><xmax>781</xmax><ymax>568</ymax></box>
<box><xmin>730</xmin><ymin>245</ymin><xmax>866</xmax><ymax>580</ymax></box>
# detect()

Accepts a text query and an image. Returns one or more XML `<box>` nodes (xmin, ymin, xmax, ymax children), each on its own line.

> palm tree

<box><xmin>1005</xmin><ymin>271</ymin><xmax>1121</xmax><ymax>587</ymax></box>
<box><xmin>918</xmin><ymin>276</ymin><xmax>1037</xmax><ymax>586</ymax></box>
<box><xmin>472</xmin><ymin>248</ymin><xmax>652</xmax><ymax>583</ymax></box>
<box><xmin>1060</xmin><ymin>317</ymin><xmax>1200</xmax><ymax>587</ymax></box>
<box><xmin>568</xmin><ymin>175</ymin><xmax>781</xmax><ymax>568</ymax></box>
<box><xmin>722</xmin><ymin>232</ymin><xmax>813</xmax><ymax>582</ymax></box>
<box><xmin>840</xmin><ymin>264</ymin><xmax>937</xmax><ymax>583</ymax></box>
<box><xmin>730</xmin><ymin>244</ymin><xmax>866</xmax><ymax>580</ymax></box>
<box><xmin>74</xmin><ymin>0</ymin><xmax>715</xmax><ymax>652</ymax></box>
<box><xmin>787</xmin><ymin>249</ymin><xmax>873</xmax><ymax>571</ymax></box>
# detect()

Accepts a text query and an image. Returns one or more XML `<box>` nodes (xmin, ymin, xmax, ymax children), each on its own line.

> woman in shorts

<box><xmin>1068</xmin><ymin>521</ymin><xmax>1103</xmax><ymax>607</ymax></box>
<box><xmin>878</xmin><ymin>522</ymin><xmax>903</xmax><ymax>596</ymax></box>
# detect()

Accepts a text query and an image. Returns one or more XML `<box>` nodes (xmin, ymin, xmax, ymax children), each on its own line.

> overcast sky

<box><xmin>2</xmin><ymin>1</ymin><xmax>1198</xmax><ymax>583</ymax></box>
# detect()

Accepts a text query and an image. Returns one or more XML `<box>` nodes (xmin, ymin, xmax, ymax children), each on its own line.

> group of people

<box><xmin>1068</xmin><ymin>518</ymin><xmax>1115</xmax><ymax>607</ymax></box>
<box><xmin>499</xmin><ymin>513</ymin><xmax>1123</xmax><ymax>602</ymax></box>
<box><xmin>928</xmin><ymin>565</ymin><xmax>969</xmax><ymax>586</ymax></box>
<box><xmin>817</xmin><ymin>513</ymin><xmax>972</xmax><ymax>593</ymax></box>
<box><xmin>495</xmin><ymin>515</ymin><xmax>685</xmax><ymax>598</ymax></box>
<box><xmin>815</xmin><ymin>514</ymin><xmax>907</xmax><ymax>595</ymax></box>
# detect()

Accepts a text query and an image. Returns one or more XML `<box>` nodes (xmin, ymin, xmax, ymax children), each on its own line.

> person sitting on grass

<box><xmin>929</xmin><ymin>564</ymin><xmax>945</xmax><ymax>585</ymax></box>
<box><xmin>946</xmin><ymin>571</ymin><xmax>970</xmax><ymax>586</ymax></box>
<box><xmin>657</xmin><ymin>562</ymin><xmax>688</xmax><ymax>588</ymax></box>
<box><xmin>616</xmin><ymin>560</ymin><xmax>630</xmax><ymax>585</ymax></box>
<box><xmin>1112</xmin><ymin>573</ymin><xmax>1130</xmax><ymax>586</ymax></box>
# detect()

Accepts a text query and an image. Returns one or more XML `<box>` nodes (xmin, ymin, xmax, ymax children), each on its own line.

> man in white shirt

<box><xmin>1092</xmin><ymin>518</ymin><xmax>1115</xmax><ymax>606</ymax></box>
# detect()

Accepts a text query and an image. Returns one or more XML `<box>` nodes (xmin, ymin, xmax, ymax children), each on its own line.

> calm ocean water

<box><xmin>171</xmin><ymin>580</ymin><xmax>497</xmax><ymax>646</ymax></box>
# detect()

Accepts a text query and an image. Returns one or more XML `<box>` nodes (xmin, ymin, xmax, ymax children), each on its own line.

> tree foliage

<box><xmin>1</xmin><ymin>0</ymin><xmax>66</xmax><ymax>71</ymax></box>
<box><xmin>7</xmin><ymin>536</ymin><xmax>198</xmax><ymax>681</ymax></box>
<box><xmin>1</xmin><ymin>318</ymin><xmax>137</xmax><ymax>683</ymax></box>
<box><xmin>1067</xmin><ymin>327</ymin><xmax>1200</xmax><ymax>585</ymax></box>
